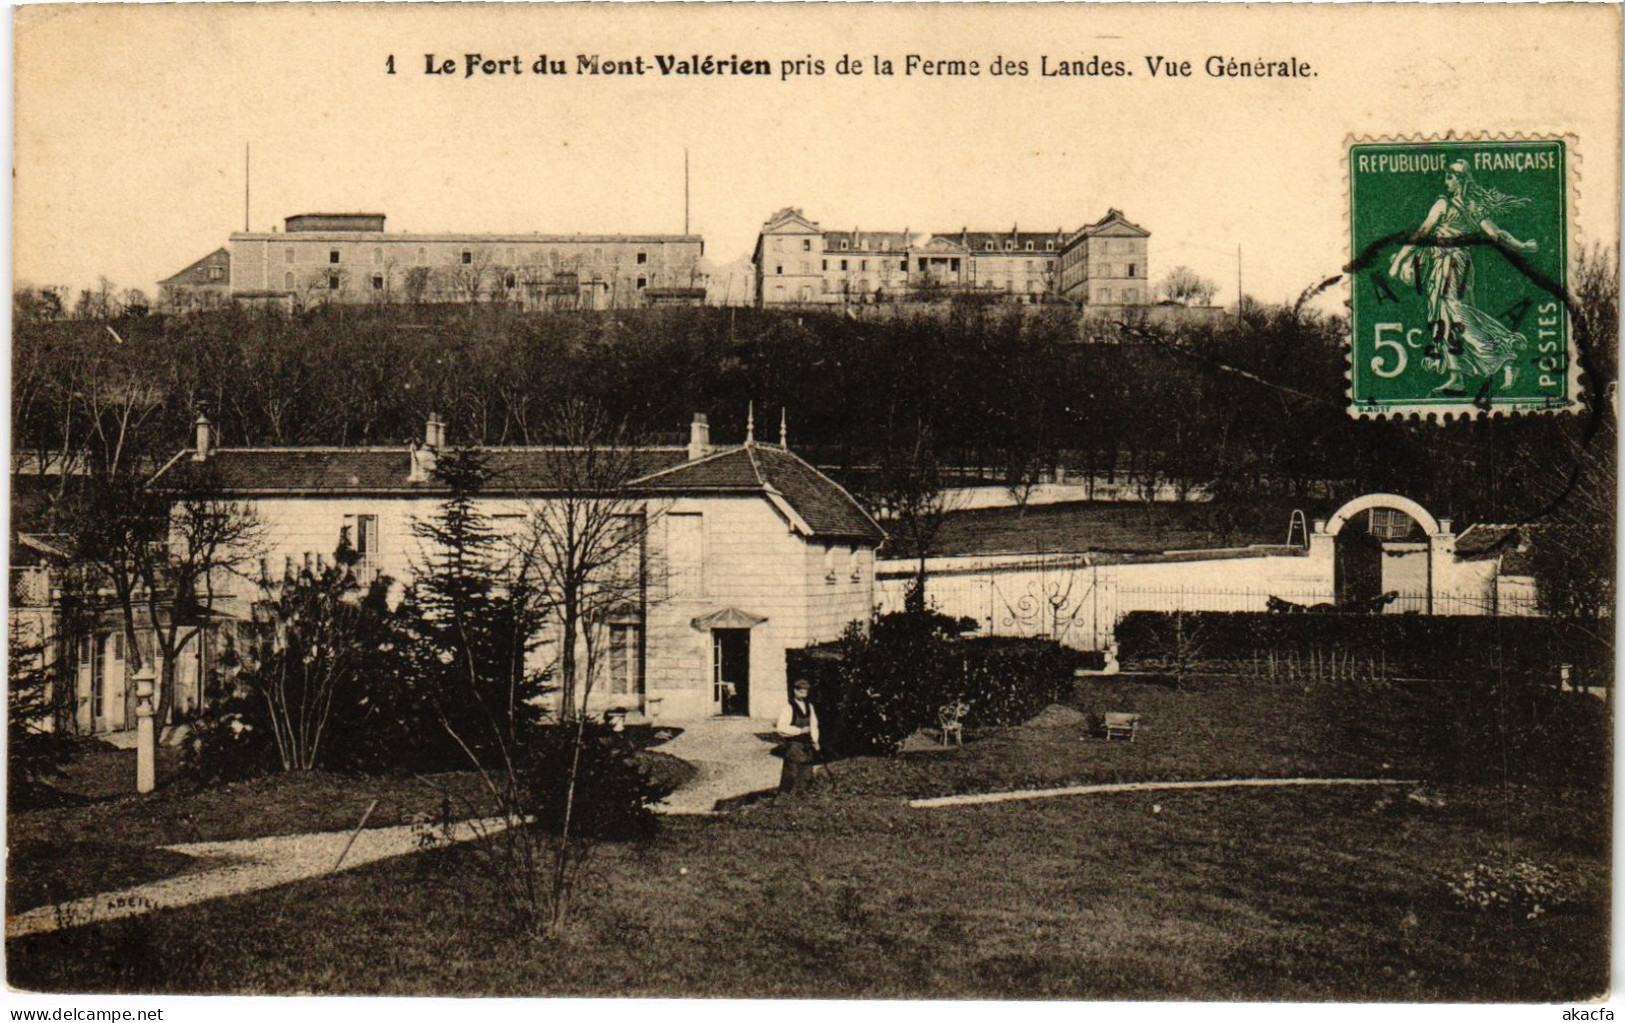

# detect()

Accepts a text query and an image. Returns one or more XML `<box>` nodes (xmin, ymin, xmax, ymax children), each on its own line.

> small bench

<box><xmin>1102</xmin><ymin>712</ymin><xmax>1141</xmax><ymax>742</ymax></box>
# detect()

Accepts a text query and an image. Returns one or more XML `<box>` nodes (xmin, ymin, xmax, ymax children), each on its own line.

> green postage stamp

<box><xmin>1348</xmin><ymin>135</ymin><xmax>1576</xmax><ymax>417</ymax></box>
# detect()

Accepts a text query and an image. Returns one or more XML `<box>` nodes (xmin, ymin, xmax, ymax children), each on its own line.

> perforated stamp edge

<box><xmin>1342</xmin><ymin>131</ymin><xmax>1585</xmax><ymax>422</ymax></box>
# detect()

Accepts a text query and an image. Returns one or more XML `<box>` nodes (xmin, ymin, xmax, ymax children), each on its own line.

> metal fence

<box><xmin>879</xmin><ymin>568</ymin><xmax>1542</xmax><ymax>651</ymax></box>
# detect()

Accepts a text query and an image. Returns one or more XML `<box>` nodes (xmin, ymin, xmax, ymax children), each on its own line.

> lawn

<box><xmin>928</xmin><ymin>499</ymin><xmax>1317</xmax><ymax>558</ymax></box>
<box><xmin>6</xmin><ymin>679</ymin><xmax>1609</xmax><ymax>999</ymax></box>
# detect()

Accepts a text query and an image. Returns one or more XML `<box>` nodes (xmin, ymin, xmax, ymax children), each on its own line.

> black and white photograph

<box><xmin>5</xmin><ymin>2</ymin><xmax>1620</xmax><ymax>1009</ymax></box>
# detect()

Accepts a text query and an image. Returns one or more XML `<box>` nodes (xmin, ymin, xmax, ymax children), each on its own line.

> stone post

<box><xmin>134</xmin><ymin>666</ymin><xmax>156</xmax><ymax>794</ymax></box>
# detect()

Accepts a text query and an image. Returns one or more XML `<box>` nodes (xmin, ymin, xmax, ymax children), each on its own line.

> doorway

<box><xmin>712</xmin><ymin>629</ymin><xmax>751</xmax><ymax>716</ymax></box>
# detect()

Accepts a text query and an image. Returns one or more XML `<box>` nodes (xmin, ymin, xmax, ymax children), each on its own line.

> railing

<box><xmin>880</xmin><ymin>569</ymin><xmax>1542</xmax><ymax>651</ymax></box>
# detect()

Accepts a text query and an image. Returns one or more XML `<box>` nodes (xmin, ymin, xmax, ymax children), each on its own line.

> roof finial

<box><xmin>779</xmin><ymin>407</ymin><xmax>789</xmax><ymax>449</ymax></box>
<box><xmin>746</xmin><ymin>401</ymin><xmax>755</xmax><ymax>444</ymax></box>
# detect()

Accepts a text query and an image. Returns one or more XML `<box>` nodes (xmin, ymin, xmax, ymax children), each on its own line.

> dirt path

<box><xmin>7</xmin><ymin>817</ymin><xmax>508</xmax><ymax>939</ymax></box>
<box><xmin>8</xmin><ymin>723</ymin><xmax>782</xmax><ymax>937</ymax></box>
<box><xmin>908</xmin><ymin>777</ymin><xmax>1421</xmax><ymax>809</ymax></box>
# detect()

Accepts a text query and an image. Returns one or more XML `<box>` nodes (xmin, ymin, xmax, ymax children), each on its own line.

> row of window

<box><xmin>293</xmin><ymin>271</ymin><xmax>655</xmax><ymax>292</ymax></box>
<box><xmin>773</xmin><ymin>235</ymin><xmax>1064</xmax><ymax>255</ymax></box>
<box><xmin>281</xmin><ymin>246</ymin><xmax>666</xmax><ymax>268</ymax></box>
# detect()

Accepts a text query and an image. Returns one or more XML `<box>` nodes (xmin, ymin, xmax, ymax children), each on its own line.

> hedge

<box><xmin>787</xmin><ymin>615</ymin><xmax>1084</xmax><ymax>756</ymax></box>
<box><xmin>1115</xmin><ymin>611</ymin><xmax>1611</xmax><ymax>688</ymax></box>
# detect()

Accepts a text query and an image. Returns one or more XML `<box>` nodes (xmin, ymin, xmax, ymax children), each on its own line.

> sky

<box><xmin>12</xmin><ymin>4</ymin><xmax>1622</xmax><ymax>308</ymax></box>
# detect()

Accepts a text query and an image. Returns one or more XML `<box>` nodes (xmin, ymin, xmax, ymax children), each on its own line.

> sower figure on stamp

<box><xmin>1388</xmin><ymin>159</ymin><xmax>1539</xmax><ymax>396</ymax></box>
<box><xmin>775</xmin><ymin>678</ymin><xmax>820</xmax><ymax>795</ymax></box>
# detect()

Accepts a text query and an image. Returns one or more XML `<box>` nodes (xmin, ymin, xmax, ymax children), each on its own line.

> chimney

<box><xmin>687</xmin><ymin>413</ymin><xmax>711</xmax><ymax>460</ymax></box>
<box><xmin>192</xmin><ymin>412</ymin><xmax>214</xmax><ymax>462</ymax></box>
<box><xmin>410</xmin><ymin>413</ymin><xmax>444</xmax><ymax>482</ymax></box>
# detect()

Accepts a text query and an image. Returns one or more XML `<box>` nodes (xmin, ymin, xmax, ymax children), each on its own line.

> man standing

<box><xmin>775</xmin><ymin>679</ymin><xmax>820</xmax><ymax>794</ymax></box>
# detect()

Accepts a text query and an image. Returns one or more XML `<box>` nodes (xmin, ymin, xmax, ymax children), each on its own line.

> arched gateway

<box><xmin>1310</xmin><ymin>494</ymin><xmax>1453</xmax><ymax>614</ymax></box>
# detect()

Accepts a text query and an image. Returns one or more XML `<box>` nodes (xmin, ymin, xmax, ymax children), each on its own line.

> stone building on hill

<box><xmin>160</xmin><ymin>213</ymin><xmax>705</xmax><ymax>312</ymax></box>
<box><xmin>752</xmin><ymin>206</ymin><xmax>1150</xmax><ymax>308</ymax></box>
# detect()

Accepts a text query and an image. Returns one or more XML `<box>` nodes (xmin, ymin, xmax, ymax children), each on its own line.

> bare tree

<box><xmin>64</xmin><ymin>459</ymin><xmax>265</xmax><ymax>732</ymax></box>
<box><xmin>516</xmin><ymin>399</ymin><xmax>661</xmax><ymax>721</ymax></box>
<box><xmin>866</xmin><ymin>421</ymin><xmax>963</xmax><ymax>611</ymax></box>
<box><xmin>1158</xmin><ymin>265</ymin><xmax>1218</xmax><ymax>306</ymax></box>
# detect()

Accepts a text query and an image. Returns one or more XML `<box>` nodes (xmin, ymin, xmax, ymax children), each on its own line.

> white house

<box><xmin>146</xmin><ymin>412</ymin><xmax>883</xmax><ymax>726</ymax></box>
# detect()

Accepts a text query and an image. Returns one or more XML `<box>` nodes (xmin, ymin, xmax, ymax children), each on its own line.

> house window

<box><xmin>328</xmin><ymin>273</ymin><xmax>341</xmax><ymax>290</ymax></box>
<box><xmin>823</xmin><ymin>545</ymin><xmax>837</xmax><ymax>582</ymax></box>
<box><xmin>861</xmin><ymin>260</ymin><xmax>868</xmax><ymax>271</ymax></box>
<box><xmin>637</xmin><ymin>251</ymin><xmax>648</xmax><ymax>265</ymax></box>
<box><xmin>667</xmin><ymin>513</ymin><xmax>703</xmax><ymax>595</ymax></box>
<box><xmin>1046</xmin><ymin>241</ymin><xmax>1055</xmax><ymax>251</ymax></box>
<box><xmin>505</xmin><ymin>273</ymin><xmax>517</xmax><ymax>290</ymax></box>
<box><xmin>800</xmin><ymin>261</ymin><xmax>810</xmax><ymax>275</ymax></box>
<box><xmin>1368</xmin><ymin>508</ymin><xmax>1413</xmax><ymax>540</ymax></box>
<box><xmin>801</xmin><ymin>239</ymin><xmax>811</xmax><ymax>252</ymax></box>
<box><xmin>899</xmin><ymin>259</ymin><xmax>907</xmax><ymax>272</ymax></box>
<box><xmin>284</xmin><ymin>271</ymin><xmax>294</xmax><ymax>289</ymax></box>
<box><xmin>608</xmin><ymin>624</ymin><xmax>643</xmax><ymax>696</ymax></box>
<box><xmin>1025</xmin><ymin>242</ymin><xmax>1034</xmax><ymax>251</ymax></box>
<box><xmin>285</xmin><ymin>249</ymin><xmax>296</xmax><ymax>264</ymax></box>
<box><xmin>83</xmin><ymin>634</ymin><xmax>105</xmax><ymax>720</ymax></box>
<box><xmin>984</xmin><ymin>242</ymin><xmax>993</xmax><ymax>251</ymax></box>
<box><xmin>1127</xmin><ymin>263</ymin><xmax>1137</xmax><ymax>278</ymax></box>
<box><xmin>459</xmin><ymin>250</ymin><xmax>472</xmax><ymax>265</ymax></box>
<box><xmin>1005</xmin><ymin>241</ymin><xmax>1015</xmax><ymax>251</ymax></box>
<box><xmin>371</xmin><ymin>274</ymin><xmax>385</xmax><ymax>291</ymax></box>
<box><xmin>840</xmin><ymin>260</ymin><xmax>848</xmax><ymax>272</ymax></box>
<box><xmin>329</xmin><ymin>250</ymin><xmax>341</xmax><ymax>264</ymax></box>
<box><xmin>637</xmin><ymin>276</ymin><xmax>647</xmax><ymax>290</ymax></box>
<box><xmin>208</xmin><ymin>265</ymin><xmax>225</xmax><ymax>281</ymax></box>
<box><xmin>775</xmin><ymin>265</ymin><xmax>784</xmax><ymax>275</ymax></box>
<box><xmin>821</xmin><ymin>259</ymin><xmax>828</xmax><ymax>271</ymax></box>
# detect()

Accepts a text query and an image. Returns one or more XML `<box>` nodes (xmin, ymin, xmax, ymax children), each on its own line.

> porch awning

<box><xmin>691</xmin><ymin>607</ymin><xmax>768</xmax><ymax>631</ymax></box>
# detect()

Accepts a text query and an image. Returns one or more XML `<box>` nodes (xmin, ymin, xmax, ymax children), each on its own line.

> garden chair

<box><xmin>939</xmin><ymin>701</ymin><xmax>969</xmax><ymax>747</ymax></box>
<box><xmin>1102</xmin><ymin>712</ymin><xmax>1141</xmax><ymax>742</ymax></box>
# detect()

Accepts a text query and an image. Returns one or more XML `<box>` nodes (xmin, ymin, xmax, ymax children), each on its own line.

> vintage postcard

<box><xmin>7</xmin><ymin>2</ymin><xmax>1620</xmax><ymax>1015</ymax></box>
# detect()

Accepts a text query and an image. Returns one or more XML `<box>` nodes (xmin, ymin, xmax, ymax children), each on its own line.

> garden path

<box><xmin>6</xmin><ymin>817</ymin><xmax>506</xmax><ymax>939</ymax></box>
<box><xmin>9</xmin><ymin>720</ymin><xmax>786</xmax><ymax>937</ymax></box>
<box><xmin>909</xmin><ymin>776</ymin><xmax>1421</xmax><ymax>809</ymax></box>
<box><xmin>653</xmin><ymin>716</ymin><xmax>782</xmax><ymax>814</ymax></box>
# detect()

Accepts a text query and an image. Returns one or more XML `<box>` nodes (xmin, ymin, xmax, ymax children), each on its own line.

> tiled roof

<box><xmin>1076</xmin><ymin>209</ymin><xmax>1150</xmax><ymax>238</ymax></box>
<box><xmin>159</xmin><ymin>248</ymin><xmax>230</xmax><ymax>286</ymax></box>
<box><xmin>631</xmin><ymin>444</ymin><xmax>885</xmax><ymax>544</ymax></box>
<box><xmin>1455</xmin><ymin>523</ymin><xmax>1540</xmax><ymax>574</ymax></box>
<box><xmin>153</xmin><ymin>447</ymin><xmax>689</xmax><ymax>494</ymax></box>
<box><xmin>150</xmin><ymin>442</ymin><xmax>884</xmax><ymax>544</ymax></box>
<box><xmin>822</xmin><ymin>230</ymin><xmax>912</xmax><ymax>252</ymax></box>
<box><xmin>935</xmin><ymin>229</ymin><xmax>1069</xmax><ymax>251</ymax></box>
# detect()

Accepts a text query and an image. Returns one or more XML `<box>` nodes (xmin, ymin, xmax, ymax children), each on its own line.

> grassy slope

<box><xmin>6</xmin><ymin>784</ymin><xmax>1606</xmax><ymax>1000</ymax></box>
<box><xmin>6</xmin><ymin>680</ymin><xmax>1608</xmax><ymax>999</ymax></box>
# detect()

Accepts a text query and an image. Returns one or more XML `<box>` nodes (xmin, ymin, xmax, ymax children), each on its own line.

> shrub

<box><xmin>958</xmin><ymin>638</ymin><xmax>1079</xmax><ymax>725</ymax></box>
<box><xmin>184</xmin><ymin>558</ymin><xmax>416</xmax><ymax>782</ymax></box>
<box><xmin>8</xmin><ymin>630</ymin><xmax>80</xmax><ymax>808</ymax></box>
<box><xmin>182</xmin><ymin>685</ymin><xmax>280</xmax><ymax>785</ymax></box>
<box><xmin>1115</xmin><ymin>611</ymin><xmax>1610</xmax><ymax>687</ymax></box>
<box><xmin>520</xmin><ymin>722</ymin><xmax>677</xmax><ymax>841</ymax></box>
<box><xmin>793</xmin><ymin>612</ymin><xmax>1080</xmax><ymax>756</ymax></box>
<box><xmin>1446</xmin><ymin>856</ymin><xmax>1575</xmax><ymax>919</ymax></box>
